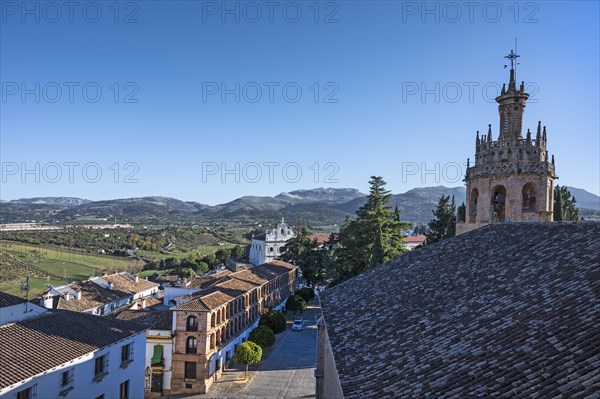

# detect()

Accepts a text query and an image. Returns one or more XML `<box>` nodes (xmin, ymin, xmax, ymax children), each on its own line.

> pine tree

<box><xmin>332</xmin><ymin>176</ymin><xmax>409</xmax><ymax>284</ymax></box>
<box><xmin>425</xmin><ymin>194</ymin><xmax>457</xmax><ymax>244</ymax></box>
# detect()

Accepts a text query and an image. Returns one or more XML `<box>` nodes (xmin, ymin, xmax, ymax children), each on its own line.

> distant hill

<box><xmin>1</xmin><ymin>186</ymin><xmax>598</xmax><ymax>226</ymax></box>
<box><xmin>275</xmin><ymin>188</ymin><xmax>366</xmax><ymax>204</ymax></box>
<box><xmin>566</xmin><ymin>187</ymin><xmax>600</xmax><ymax>210</ymax></box>
<box><xmin>10</xmin><ymin>197</ymin><xmax>91</xmax><ymax>206</ymax></box>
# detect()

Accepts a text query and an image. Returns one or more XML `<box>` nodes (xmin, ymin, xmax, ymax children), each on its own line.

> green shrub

<box><xmin>249</xmin><ymin>325</ymin><xmax>275</xmax><ymax>348</ymax></box>
<box><xmin>297</xmin><ymin>288</ymin><xmax>310</xmax><ymax>302</ymax></box>
<box><xmin>259</xmin><ymin>310</ymin><xmax>286</xmax><ymax>334</ymax></box>
<box><xmin>285</xmin><ymin>294</ymin><xmax>306</xmax><ymax>313</ymax></box>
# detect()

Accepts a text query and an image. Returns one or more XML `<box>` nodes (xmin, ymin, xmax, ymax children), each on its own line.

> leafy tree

<box><xmin>233</xmin><ymin>341</ymin><xmax>262</xmax><ymax>379</ymax></box>
<box><xmin>285</xmin><ymin>294</ymin><xmax>306</xmax><ymax>313</ymax></box>
<box><xmin>169</xmin><ymin>267</ymin><xmax>195</xmax><ymax>279</ymax></box>
<box><xmin>201</xmin><ymin>254</ymin><xmax>217</xmax><ymax>270</ymax></box>
<box><xmin>554</xmin><ymin>185</ymin><xmax>579</xmax><ymax>221</ymax></box>
<box><xmin>196</xmin><ymin>261</ymin><xmax>209</xmax><ymax>274</ymax></box>
<box><xmin>297</xmin><ymin>288</ymin><xmax>310</xmax><ymax>302</ymax></box>
<box><xmin>259</xmin><ymin>310</ymin><xmax>286</xmax><ymax>334</ymax></box>
<box><xmin>426</xmin><ymin>195</ymin><xmax>457</xmax><ymax>244</ymax></box>
<box><xmin>331</xmin><ymin>176</ymin><xmax>409</xmax><ymax>284</ymax></box>
<box><xmin>230</xmin><ymin>245</ymin><xmax>245</xmax><ymax>259</ymax></box>
<box><xmin>215</xmin><ymin>248</ymin><xmax>231</xmax><ymax>265</ymax></box>
<box><xmin>280</xmin><ymin>227</ymin><xmax>330</xmax><ymax>285</ymax></box>
<box><xmin>249</xmin><ymin>325</ymin><xmax>275</xmax><ymax>348</ymax></box>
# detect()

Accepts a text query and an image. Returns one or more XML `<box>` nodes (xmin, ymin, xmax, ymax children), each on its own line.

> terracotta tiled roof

<box><xmin>320</xmin><ymin>222</ymin><xmax>600</xmax><ymax>398</ymax></box>
<box><xmin>171</xmin><ymin>261</ymin><xmax>297</xmax><ymax>312</ymax></box>
<box><xmin>0</xmin><ymin>310</ymin><xmax>146</xmax><ymax>389</ymax></box>
<box><xmin>187</xmin><ymin>270</ymin><xmax>233</xmax><ymax>289</ymax></box>
<box><xmin>56</xmin><ymin>281</ymin><xmax>130</xmax><ymax>312</ymax></box>
<box><xmin>0</xmin><ymin>292</ymin><xmax>26</xmax><ymax>308</ymax></box>
<box><xmin>111</xmin><ymin>309</ymin><xmax>172</xmax><ymax>330</ymax></box>
<box><xmin>403</xmin><ymin>235</ymin><xmax>427</xmax><ymax>243</ymax></box>
<box><xmin>99</xmin><ymin>273</ymin><xmax>159</xmax><ymax>294</ymax></box>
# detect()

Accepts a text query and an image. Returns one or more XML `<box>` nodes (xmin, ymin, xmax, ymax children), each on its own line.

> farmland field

<box><xmin>0</xmin><ymin>241</ymin><xmax>143</xmax><ymax>296</ymax></box>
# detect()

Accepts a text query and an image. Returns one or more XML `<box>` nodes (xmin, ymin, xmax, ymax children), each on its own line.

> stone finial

<box><xmin>543</xmin><ymin>126</ymin><xmax>547</xmax><ymax>142</ymax></box>
<box><xmin>526</xmin><ymin>129</ymin><xmax>531</xmax><ymax>144</ymax></box>
<box><xmin>476</xmin><ymin>131</ymin><xmax>480</xmax><ymax>146</ymax></box>
<box><xmin>487</xmin><ymin>124</ymin><xmax>492</xmax><ymax>142</ymax></box>
<box><xmin>552</xmin><ymin>154</ymin><xmax>555</xmax><ymax>164</ymax></box>
<box><xmin>467</xmin><ymin>158</ymin><xmax>470</xmax><ymax>169</ymax></box>
<box><xmin>501</xmin><ymin>83</ymin><xmax>506</xmax><ymax>95</ymax></box>
<box><xmin>537</xmin><ymin>121</ymin><xmax>542</xmax><ymax>135</ymax></box>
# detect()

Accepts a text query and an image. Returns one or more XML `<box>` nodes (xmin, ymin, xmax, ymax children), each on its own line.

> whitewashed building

<box><xmin>112</xmin><ymin>309</ymin><xmax>174</xmax><ymax>397</ymax></box>
<box><xmin>0</xmin><ymin>310</ymin><xmax>146</xmax><ymax>399</ymax></box>
<box><xmin>39</xmin><ymin>272</ymin><xmax>159</xmax><ymax>315</ymax></box>
<box><xmin>249</xmin><ymin>219</ymin><xmax>295</xmax><ymax>265</ymax></box>
<box><xmin>0</xmin><ymin>292</ymin><xmax>47</xmax><ymax>325</ymax></box>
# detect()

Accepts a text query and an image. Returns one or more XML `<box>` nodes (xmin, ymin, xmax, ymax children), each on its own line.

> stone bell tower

<box><xmin>456</xmin><ymin>50</ymin><xmax>557</xmax><ymax>235</ymax></box>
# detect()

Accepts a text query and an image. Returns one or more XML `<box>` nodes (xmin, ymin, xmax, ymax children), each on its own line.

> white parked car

<box><xmin>291</xmin><ymin>317</ymin><xmax>303</xmax><ymax>331</ymax></box>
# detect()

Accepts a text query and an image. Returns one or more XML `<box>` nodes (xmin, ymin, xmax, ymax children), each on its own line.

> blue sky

<box><xmin>1</xmin><ymin>0</ymin><xmax>598</xmax><ymax>204</ymax></box>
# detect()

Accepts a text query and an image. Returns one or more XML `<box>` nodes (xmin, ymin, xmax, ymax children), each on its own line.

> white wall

<box><xmin>0</xmin><ymin>331</ymin><xmax>146</xmax><ymax>399</ymax></box>
<box><xmin>0</xmin><ymin>302</ymin><xmax>47</xmax><ymax>325</ymax></box>
<box><xmin>145</xmin><ymin>330</ymin><xmax>173</xmax><ymax>391</ymax></box>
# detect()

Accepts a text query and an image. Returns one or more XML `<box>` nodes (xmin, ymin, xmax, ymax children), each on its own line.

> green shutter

<box><xmin>151</xmin><ymin>345</ymin><xmax>163</xmax><ymax>365</ymax></box>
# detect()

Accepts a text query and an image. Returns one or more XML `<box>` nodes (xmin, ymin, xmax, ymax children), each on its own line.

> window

<box><xmin>94</xmin><ymin>354</ymin><xmax>108</xmax><ymax>380</ymax></box>
<box><xmin>186</xmin><ymin>315</ymin><xmax>198</xmax><ymax>331</ymax></box>
<box><xmin>119</xmin><ymin>380</ymin><xmax>129</xmax><ymax>399</ymax></box>
<box><xmin>121</xmin><ymin>343</ymin><xmax>133</xmax><ymax>366</ymax></box>
<box><xmin>186</xmin><ymin>336</ymin><xmax>197</xmax><ymax>354</ymax></box>
<box><xmin>184</xmin><ymin>362</ymin><xmax>196</xmax><ymax>380</ymax></box>
<box><xmin>59</xmin><ymin>368</ymin><xmax>74</xmax><ymax>394</ymax></box>
<box><xmin>17</xmin><ymin>385</ymin><xmax>36</xmax><ymax>399</ymax></box>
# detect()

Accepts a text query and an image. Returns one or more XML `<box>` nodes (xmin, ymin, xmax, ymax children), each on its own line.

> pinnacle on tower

<box><xmin>526</xmin><ymin>129</ymin><xmax>532</xmax><ymax>144</ymax></box>
<box><xmin>487</xmin><ymin>124</ymin><xmax>492</xmax><ymax>142</ymax></box>
<box><xmin>543</xmin><ymin>126</ymin><xmax>547</xmax><ymax>142</ymax></box>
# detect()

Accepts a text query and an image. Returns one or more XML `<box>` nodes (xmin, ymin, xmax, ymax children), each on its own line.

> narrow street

<box><xmin>183</xmin><ymin>297</ymin><xmax>320</xmax><ymax>399</ymax></box>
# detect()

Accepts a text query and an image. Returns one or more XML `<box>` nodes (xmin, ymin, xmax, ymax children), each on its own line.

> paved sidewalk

<box><xmin>176</xmin><ymin>297</ymin><xmax>320</xmax><ymax>399</ymax></box>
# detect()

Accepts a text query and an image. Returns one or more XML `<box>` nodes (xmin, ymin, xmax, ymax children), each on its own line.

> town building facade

<box><xmin>456</xmin><ymin>51</ymin><xmax>556</xmax><ymax>235</ymax></box>
<box><xmin>249</xmin><ymin>219</ymin><xmax>295</xmax><ymax>265</ymax></box>
<box><xmin>0</xmin><ymin>310</ymin><xmax>146</xmax><ymax>399</ymax></box>
<box><xmin>168</xmin><ymin>260</ymin><xmax>298</xmax><ymax>394</ymax></box>
<box><xmin>112</xmin><ymin>309</ymin><xmax>174</xmax><ymax>397</ymax></box>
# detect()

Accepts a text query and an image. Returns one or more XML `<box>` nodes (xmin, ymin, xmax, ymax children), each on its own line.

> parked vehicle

<box><xmin>291</xmin><ymin>317</ymin><xmax>303</xmax><ymax>331</ymax></box>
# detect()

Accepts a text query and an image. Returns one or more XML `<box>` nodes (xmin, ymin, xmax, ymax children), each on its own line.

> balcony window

<box><xmin>121</xmin><ymin>343</ymin><xmax>133</xmax><ymax>367</ymax></box>
<box><xmin>186</xmin><ymin>316</ymin><xmax>198</xmax><ymax>331</ymax></box>
<box><xmin>186</xmin><ymin>336</ymin><xmax>197</xmax><ymax>354</ymax></box>
<box><xmin>94</xmin><ymin>354</ymin><xmax>108</xmax><ymax>381</ymax></box>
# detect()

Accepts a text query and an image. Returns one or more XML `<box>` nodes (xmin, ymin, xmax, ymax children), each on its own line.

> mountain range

<box><xmin>1</xmin><ymin>186</ymin><xmax>598</xmax><ymax>227</ymax></box>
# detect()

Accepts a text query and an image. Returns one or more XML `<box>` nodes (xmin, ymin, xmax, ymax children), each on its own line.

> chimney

<box><xmin>41</xmin><ymin>292</ymin><xmax>54</xmax><ymax>309</ymax></box>
<box><xmin>141</xmin><ymin>298</ymin><xmax>146</xmax><ymax>309</ymax></box>
<box><xmin>108</xmin><ymin>282</ymin><xmax>114</xmax><ymax>290</ymax></box>
<box><xmin>64</xmin><ymin>292</ymin><xmax>71</xmax><ymax>301</ymax></box>
<box><xmin>76</xmin><ymin>289</ymin><xmax>82</xmax><ymax>300</ymax></box>
<box><xmin>135</xmin><ymin>275</ymin><xmax>139</xmax><ymax>283</ymax></box>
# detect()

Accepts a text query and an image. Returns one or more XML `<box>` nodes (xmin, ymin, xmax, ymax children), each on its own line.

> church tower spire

<box><xmin>495</xmin><ymin>48</ymin><xmax>529</xmax><ymax>142</ymax></box>
<box><xmin>456</xmin><ymin>48</ymin><xmax>557</xmax><ymax>235</ymax></box>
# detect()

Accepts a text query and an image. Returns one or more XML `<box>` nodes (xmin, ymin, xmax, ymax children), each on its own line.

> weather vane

<box><xmin>503</xmin><ymin>38</ymin><xmax>520</xmax><ymax>71</ymax></box>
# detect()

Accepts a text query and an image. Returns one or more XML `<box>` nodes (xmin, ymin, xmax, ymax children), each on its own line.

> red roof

<box><xmin>403</xmin><ymin>235</ymin><xmax>427</xmax><ymax>244</ymax></box>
